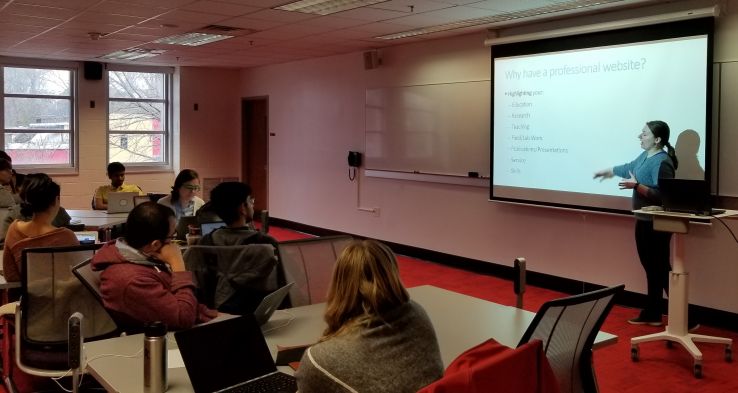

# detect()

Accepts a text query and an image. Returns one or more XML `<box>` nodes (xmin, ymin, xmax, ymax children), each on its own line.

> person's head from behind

<box><xmin>209</xmin><ymin>182</ymin><xmax>254</xmax><ymax>226</ymax></box>
<box><xmin>125</xmin><ymin>202</ymin><xmax>176</xmax><ymax>254</ymax></box>
<box><xmin>323</xmin><ymin>240</ymin><xmax>409</xmax><ymax>338</ymax></box>
<box><xmin>171</xmin><ymin>169</ymin><xmax>200</xmax><ymax>204</ymax></box>
<box><xmin>0</xmin><ymin>150</ymin><xmax>12</xmax><ymax>164</ymax></box>
<box><xmin>107</xmin><ymin>162</ymin><xmax>126</xmax><ymax>188</ymax></box>
<box><xmin>19</xmin><ymin>173</ymin><xmax>61</xmax><ymax>217</ymax></box>
<box><xmin>0</xmin><ymin>159</ymin><xmax>13</xmax><ymax>186</ymax></box>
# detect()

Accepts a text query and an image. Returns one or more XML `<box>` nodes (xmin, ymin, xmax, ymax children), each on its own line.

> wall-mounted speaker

<box><xmin>83</xmin><ymin>61</ymin><xmax>103</xmax><ymax>80</ymax></box>
<box><xmin>363</xmin><ymin>50</ymin><xmax>381</xmax><ymax>70</ymax></box>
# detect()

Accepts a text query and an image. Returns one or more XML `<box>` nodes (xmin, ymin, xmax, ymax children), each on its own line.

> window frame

<box><xmin>106</xmin><ymin>64</ymin><xmax>174</xmax><ymax>172</ymax></box>
<box><xmin>0</xmin><ymin>59</ymin><xmax>79</xmax><ymax>173</ymax></box>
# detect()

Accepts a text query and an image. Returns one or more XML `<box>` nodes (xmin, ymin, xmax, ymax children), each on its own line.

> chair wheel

<box><xmin>630</xmin><ymin>345</ymin><xmax>639</xmax><ymax>362</ymax></box>
<box><xmin>726</xmin><ymin>346</ymin><xmax>733</xmax><ymax>362</ymax></box>
<box><xmin>694</xmin><ymin>363</ymin><xmax>702</xmax><ymax>378</ymax></box>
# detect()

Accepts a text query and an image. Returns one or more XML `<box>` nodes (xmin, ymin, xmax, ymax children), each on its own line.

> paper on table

<box><xmin>168</xmin><ymin>349</ymin><xmax>185</xmax><ymax>369</ymax></box>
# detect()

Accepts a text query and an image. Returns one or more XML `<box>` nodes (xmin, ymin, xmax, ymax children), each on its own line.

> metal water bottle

<box><xmin>144</xmin><ymin>321</ymin><xmax>167</xmax><ymax>393</ymax></box>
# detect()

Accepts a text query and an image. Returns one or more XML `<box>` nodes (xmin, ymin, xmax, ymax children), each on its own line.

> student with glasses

<box><xmin>90</xmin><ymin>202</ymin><xmax>217</xmax><ymax>331</ymax></box>
<box><xmin>197</xmin><ymin>182</ymin><xmax>276</xmax><ymax>247</ymax></box>
<box><xmin>158</xmin><ymin>169</ymin><xmax>205</xmax><ymax>220</ymax></box>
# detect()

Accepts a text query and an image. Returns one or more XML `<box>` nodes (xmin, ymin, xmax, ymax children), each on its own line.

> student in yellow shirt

<box><xmin>93</xmin><ymin>162</ymin><xmax>144</xmax><ymax>210</ymax></box>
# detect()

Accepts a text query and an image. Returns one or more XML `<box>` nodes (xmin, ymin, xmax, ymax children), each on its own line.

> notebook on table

<box><xmin>254</xmin><ymin>282</ymin><xmax>294</xmax><ymax>326</ymax></box>
<box><xmin>106</xmin><ymin>192</ymin><xmax>138</xmax><ymax>214</ymax></box>
<box><xmin>659</xmin><ymin>178</ymin><xmax>725</xmax><ymax>216</ymax></box>
<box><xmin>175</xmin><ymin>315</ymin><xmax>297</xmax><ymax>393</ymax></box>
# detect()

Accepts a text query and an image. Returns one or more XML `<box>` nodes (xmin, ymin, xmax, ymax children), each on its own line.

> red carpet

<box><xmin>270</xmin><ymin>227</ymin><xmax>738</xmax><ymax>393</ymax></box>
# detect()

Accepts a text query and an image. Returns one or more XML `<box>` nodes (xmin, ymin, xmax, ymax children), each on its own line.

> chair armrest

<box><xmin>0</xmin><ymin>301</ymin><xmax>18</xmax><ymax>316</ymax></box>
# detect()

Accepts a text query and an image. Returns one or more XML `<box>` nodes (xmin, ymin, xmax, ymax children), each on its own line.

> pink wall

<box><xmin>239</xmin><ymin>24</ymin><xmax>738</xmax><ymax>313</ymax></box>
<box><xmin>56</xmin><ymin>66</ymin><xmax>241</xmax><ymax>208</ymax></box>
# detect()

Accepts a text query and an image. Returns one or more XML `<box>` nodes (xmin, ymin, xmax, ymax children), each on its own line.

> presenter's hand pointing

<box><xmin>593</xmin><ymin>168</ymin><xmax>614</xmax><ymax>181</ymax></box>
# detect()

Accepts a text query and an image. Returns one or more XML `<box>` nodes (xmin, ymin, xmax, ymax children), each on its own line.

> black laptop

<box><xmin>175</xmin><ymin>315</ymin><xmax>297</xmax><ymax>393</ymax></box>
<box><xmin>659</xmin><ymin>178</ymin><xmax>724</xmax><ymax>216</ymax></box>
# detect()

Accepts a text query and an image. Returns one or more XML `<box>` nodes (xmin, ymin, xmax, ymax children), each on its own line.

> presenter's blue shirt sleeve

<box><xmin>612</xmin><ymin>151</ymin><xmax>647</xmax><ymax>179</ymax></box>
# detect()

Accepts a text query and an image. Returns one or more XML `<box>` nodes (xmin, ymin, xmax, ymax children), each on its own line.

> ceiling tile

<box><xmin>217</xmin><ymin>0</ymin><xmax>288</xmax><ymax>7</ymax></box>
<box><xmin>3</xmin><ymin>3</ymin><xmax>80</xmax><ymax>19</ymax></box>
<box><xmin>117</xmin><ymin>0</ymin><xmax>196</xmax><ymax>8</ymax></box>
<box><xmin>181</xmin><ymin>1</ymin><xmax>261</xmax><ymax>16</ymax></box>
<box><xmin>390</xmin><ymin>6</ymin><xmax>499</xmax><ymax>27</ymax></box>
<box><xmin>89</xmin><ymin>1</ymin><xmax>170</xmax><ymax>18</ymax></box>
<box><xmin>347</xmin><ymin>20</ymin><xmax>414</xmax><ymax>33</ymax></box>
<box><xmin>74</xmin><ymin>11</ymin><xmax>149</xmax><ymax>26</ymax></box>
<box><xmin>14</xmin><ymin>0</ymin><xmax>100</xmax><ymax>10</ymax></box>
<box><xmin>217</xmin><ymin>16</ymin><xmax>286</xmax><ymax>30</ymax></box>
<box><xmin>297</xmin><ymin>15</ymin><xmax>367</xmax><ymax>29</ymax></box>
<box><xmin>332</xmin><ymin>7</ymin><xmax>409</xmax><ymax>22</ymax></box>
<box><xmin>152</xmin><ymin>9</ymin><xmax>231</xmax><ymax>24</ymax></box>
<box><xmin>246</xmin><ymin>9</ymin><xmax>319</xmax><ymax>23</ymax></box>
<box><xmin>369</xmin><ymin>0</ymin><xmax>453</xmax><ymax>14</ymax></box>
<box><xmin>0</xmin><ymin>13</ymin><xmax>64</xmax><ymax>28</ymax></box>
<box><xmin>463</xmin><ymin>0</ymin><xmax>551</xmax><ymax>12</ymax></box>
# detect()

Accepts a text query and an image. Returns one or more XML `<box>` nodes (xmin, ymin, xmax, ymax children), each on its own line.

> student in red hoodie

<box><xmin>91</xmin><ymin>201</ymin><xmax>216</xmax><ymax>331</ymax></box>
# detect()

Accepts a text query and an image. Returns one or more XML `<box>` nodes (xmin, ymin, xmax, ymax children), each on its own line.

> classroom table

<box><xmin>84</xmin><ymin>285</ymin><xmax>617</xmax><ymax>393</ymax></box>
<box><xmin>67</xmin><ymin>209</ymin><xmax>128</xmax><ymax>232</ymax></box>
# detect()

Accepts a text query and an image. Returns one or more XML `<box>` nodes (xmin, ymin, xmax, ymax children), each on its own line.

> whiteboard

<box><xmin>365</xmin><ymin>81</ymin><xmax>490</xmax><ymax>177</ymax></box>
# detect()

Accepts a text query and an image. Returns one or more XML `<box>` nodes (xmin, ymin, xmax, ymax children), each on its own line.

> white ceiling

<box><xmin>0</xmin><ymin>0</ymin><xmax>657</xmax><ymax>68</ymax></box>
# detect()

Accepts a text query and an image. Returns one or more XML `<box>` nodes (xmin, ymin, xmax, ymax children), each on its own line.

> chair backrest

<box><xmin>20</xmin><ymin>244</ymin><xmax>117</xmax><ymax>349</ymax></box>
<box><xmin>72</xmin><ymin>258</ymin><xmax>103</xmax><ymax>305</ymax></box>
<box><xmin>183</xmin><ymin>244</ymin><xmax>279</xmax><ymax>313</ymax></box>
<box><xmin>277</xmin><ymin>235</ymin><xmax>353</xmax><ymax>307</ymax></box>
<box><xmin>517</xmin><ymin>285</ymin><xmax>624</xmax><ymax>393</ymax></box>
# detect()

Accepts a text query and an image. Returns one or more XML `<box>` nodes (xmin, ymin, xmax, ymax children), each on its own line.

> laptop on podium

<box><xmin>175</xmin><ymin>315</ymin><xmax>297</xmax><ymax>393</ymax></box>
<box><xmin>659</xmin><ymin>178</ymin><xmax>725</xmax><ymax>216</ymax></box>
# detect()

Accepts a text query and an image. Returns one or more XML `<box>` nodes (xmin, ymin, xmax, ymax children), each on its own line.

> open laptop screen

<box><xmin>175</xmin><ymin>315</ymin><xmax>277</xmax><ymax>393</ymax></box>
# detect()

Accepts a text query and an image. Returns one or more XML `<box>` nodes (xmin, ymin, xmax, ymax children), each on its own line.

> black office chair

<box><xmin>518</xmin><ymin>285</ymin><xmax>624</xmax><ymax>393</ymax></box>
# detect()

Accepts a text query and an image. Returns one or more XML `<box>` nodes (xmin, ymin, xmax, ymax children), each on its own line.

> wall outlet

<box><xmin>372</xmin><ymin>207</ymin><xmax>380</xmax><ymax>217</ymax></box>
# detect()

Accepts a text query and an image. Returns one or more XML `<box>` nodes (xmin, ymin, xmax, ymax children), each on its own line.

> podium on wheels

<box><xmin>630</xmin><ymin>209</ymin><xmax>734</xmax><ymax>378</ymax></box>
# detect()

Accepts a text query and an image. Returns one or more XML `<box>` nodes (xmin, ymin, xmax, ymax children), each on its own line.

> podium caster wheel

<box><xmin>630</xmin><ymin>345</ymin><xmax>639</xmax><ymax>362</ymax></box>
<box><xmin>694</xmin><ymin>363</ymin><xmax>703</xmax><ymax>379</ymax></box>
<box><xmin>726</xmin><ymin>346</ymin><xmax>733</xmax><ymax>363</ymax></box>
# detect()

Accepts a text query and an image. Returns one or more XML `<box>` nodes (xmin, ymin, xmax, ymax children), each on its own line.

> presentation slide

<box><xmin>492</xmin><ymin>33</ymin><xmax>709</xmax><ymax>212</ymax></box>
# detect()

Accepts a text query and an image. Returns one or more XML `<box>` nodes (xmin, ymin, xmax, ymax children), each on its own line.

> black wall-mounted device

<box><xmin>348</xmin><ymin>151</ymin><xmax>362</xmax><ymax>167</ymax></box>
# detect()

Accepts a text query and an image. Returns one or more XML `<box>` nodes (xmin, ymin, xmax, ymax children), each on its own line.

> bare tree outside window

<box><xmin>2</xmin><ymin>67</ymin><xmax>73</xmax><ymax>166</ymax></box>
<box><xmin>108</xmin><ymin>71</ymin><xmax>169</xmax><ymax>164</ymax></box>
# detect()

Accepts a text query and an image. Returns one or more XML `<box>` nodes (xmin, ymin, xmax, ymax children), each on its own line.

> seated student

<box><xmin>2</xmin><ymin>174</ymin><xmax>79</xmax><ymax>282</ymax></box>
<box><xmin>197</xmin><ymin>182</ymin><xmax>276</xmax><ymax>246</ymax></box>
<box><xmin>90</xmin><ymin>202</ymin><xmax>217</xmax><ymax>331</ymax></box>
<box><xmin>157</xmin><ymin>169</ymin><xmax>205</xmax><ymax>220</ymax></box>
<box><xmin>296</xmin><ymin>240</ymin><xmax>444</xmax><ymax>393</ymax></box>
<box><xmin>93</xmin><ymin>161</ymin><xmax>144</xmax><ymax>210</ymax></box>
<box><xmin>0</xmin><ymin>172</ymin><xmax>72</xmax><ymax>249</ymax></box>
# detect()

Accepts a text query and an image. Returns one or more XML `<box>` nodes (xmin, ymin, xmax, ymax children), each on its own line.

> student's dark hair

<box><xmin>19</xmin><ymin>173</ymin><xmax>60</xmax><ymax>217</ymax></box>
<box><xmin>0</xmin><ymin>158</ymin><xmax>11</xmax><ymax>172</ymax></box>
<box><xmin>171</xmin><ymin>169</ymin><xmax>199</xmax><ymax>203</ymax></box>
<box><xmin>107</xmin><ymin>162</ymin><xmax>125</xmax><ymax>175</ymax></box>
<box><xmin>125</xmin><ymin>202</ymin><xmax>175</xmax><ymax>249</ymax></box>
<box><xmin>0</xmin><ymin>150</ymin><xmax>11</xmax><ymax>163</ymax></box>
<box><xmin>647</xmin><ymin>120</ymin><xmax>679</xmax><ymax>170</ymax></box>
<box><xmin>209</xmin><ymin>182</ymin><xmax>252</xmax><ymax>225</ymax></box>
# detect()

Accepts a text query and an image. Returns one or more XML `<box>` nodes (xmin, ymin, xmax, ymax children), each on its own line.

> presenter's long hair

<box><xmin>647</xmin><ymin>120</ymin><xmax>679</xmax><ymax>170</ymax></box>
<box><xmin>322</xmin><ymin>240</ymin><xmax>409</xmax><ymax>340</ymax></box>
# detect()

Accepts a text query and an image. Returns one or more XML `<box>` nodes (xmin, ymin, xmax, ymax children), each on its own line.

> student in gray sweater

<box><xmin>296</xmin><ymin>240</ymin><xmax>443</xmax><ymax>393</ymax></box>
<box><xmin>594</xmin><ymin>120</ymin><xmax>678</xmax><ymax>326</ymax></box>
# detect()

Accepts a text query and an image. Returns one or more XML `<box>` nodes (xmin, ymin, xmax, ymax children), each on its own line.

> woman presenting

<box><xmin>594</xmin><ymin>120</ymin><xmax>679</xmax><ymax>326</ymax></box>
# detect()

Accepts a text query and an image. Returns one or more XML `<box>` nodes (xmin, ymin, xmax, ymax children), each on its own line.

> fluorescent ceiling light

<box><xmin>275</xmin><ymin>0</ymin><xmax>388</xmax><ymax>16</ymax></box>
<box><xmin>376</xmin><ymin>0</ymin><xmax>641</xmax><ymax>40</ymax></box>
<box><xmin>153</xmin><ymin>32</ymin><xmax>234</xmax><ymax>46</ymax></box>
<box><xmin>100</xmin><ymin>48</ymin><xmax>166</xmax><ymax>60</ymax></box>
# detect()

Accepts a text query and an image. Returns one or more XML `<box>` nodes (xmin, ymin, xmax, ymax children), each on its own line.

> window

<box><xmin>1</xmin><ymin>66</ymin><xmax>75</xmax><ymax>167</ymax></box>
<box><xmin>107</xmin><ymin>69</ymin><xmax>172</xmax><ymax>166</ymax></box>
